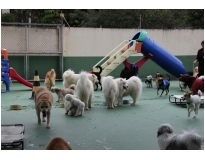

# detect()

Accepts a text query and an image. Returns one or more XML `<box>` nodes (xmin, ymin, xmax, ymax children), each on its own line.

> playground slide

<box><xmin>132</xmin><ymin>31</ymin><xmax>187</xmax><ymax>78</ymax></box>
<box><xmin>9</xmin><ymin>68</ymin><xmax>33</xmax><ymax>88</ymax></box>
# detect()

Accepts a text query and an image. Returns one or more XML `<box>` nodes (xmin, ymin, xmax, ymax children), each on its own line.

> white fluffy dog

<box><xmin>102</xmin><ymin>76</ymin><xmax>117</xmax><ymax>109</ymax></box>
<box><xmin>122</xmin><ymin>76</ymin><xmax>142</xmax><ymax>106</ymax></box>
<box><xmin>101</xmin><ymin>76</ymin><xmax>128</xmax><ymax>109</ymax></box>
<box><xmin>76</xmin><ymin>71</ymin><xmax>94</xmax><ymax>110</ymax></box>
<box><xmin>157</xmin><ymin>123</ymin><xmax>204</xmax><ymax>150</ymax></box>
<box><xmin>181</xmin><ymin>90</ymin><xmax>202</xmax><ymax>119</ymax></box>
<box><xmin>64</xmin><ymin>94</ymin><xmax>85</xmax><ymax>116</ymax></box>
<box><xmin>62</xmin><ymin>69</ymin><xmax>98</xmax><ymax>89</ymax></box>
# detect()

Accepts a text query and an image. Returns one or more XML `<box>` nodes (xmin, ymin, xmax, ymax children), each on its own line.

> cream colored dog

<box><xmin>76</xmin><ymin>71</ymin><xmax>94</xmax><ymax>110</ymax></box>
<box><xmin>64</xmin><ymin>94</ymin><xmax>85</xmax><ymax>116</ymax></box>
<box><xmin>122</xmin><ymin>76</ymin><xmax>143</xmax><ymax>106</ymax></box>
<box><xmin>51</xmin><ymin>84</ymin><xmax>75</xmax><ymax>102</ymax></box>
<box><xmin>34</xmin><ymin>87</ymin><xmax>53</xmax><ymax>128</ymax></box>
<box><xmin>62</xmin><ymin>69</ymin><xmax>98</xmax><ymax>89</ymax></box>
<box><xmin>101</xmin><ymin>76</ymin><xmax>128</xmax><ymax>109</ymax></box>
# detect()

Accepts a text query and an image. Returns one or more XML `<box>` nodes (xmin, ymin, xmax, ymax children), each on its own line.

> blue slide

<box><xmin>132</xmin><ymin>30</ymin><xmax>187</xmax><ymax>78</ymax></box>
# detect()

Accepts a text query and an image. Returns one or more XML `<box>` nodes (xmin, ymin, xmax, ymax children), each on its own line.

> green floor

<box><xmin>1</xmin><ymin>80</ymin><xmax>204</xmax><ymax>150</ymax></box>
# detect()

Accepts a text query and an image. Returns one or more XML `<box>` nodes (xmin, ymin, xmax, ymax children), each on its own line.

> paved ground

<box><xmin>1</xmin><ymin>80</ymin><xmax>204</xmax><ymax>150</ymax></box>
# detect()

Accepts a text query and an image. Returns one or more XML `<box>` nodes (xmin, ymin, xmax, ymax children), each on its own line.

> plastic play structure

<box><xmin>93</xmin><ymin>30</ymin><xmax>187</xmax><ymax>78</ymax></box>
<box><xmin>1</xmin><ymin>49</ymin><xmax>33</xmax><ymax>92</ymax></box>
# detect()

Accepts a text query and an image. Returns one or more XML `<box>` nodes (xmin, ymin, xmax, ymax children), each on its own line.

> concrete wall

<box><xmin>1</xmin><ymin>26</ymin><xmax>204</xmax><ymax>80</ymax></box>
<box><xmin>63</xmin><ymin>28</ymin><xmax>204</xmax><ymax>57</ymax></box>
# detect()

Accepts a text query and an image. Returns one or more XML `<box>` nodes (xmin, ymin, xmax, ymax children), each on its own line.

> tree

<box><xmin>1</xmin><ymin>13</ymin><xmax>14</xmax><ymax>22</ymax></box>
<box><xmin>186</xmin><ymin>9</ymin><xmax>204</xmax><ymax>29</ymax></box>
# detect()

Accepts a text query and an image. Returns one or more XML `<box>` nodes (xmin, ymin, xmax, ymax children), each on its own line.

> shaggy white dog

<box><xmin>76</xmin><ymin>71</ymin><xmax>94</xmax><ymax>110</ymax></box>
<box><xmin>62</xmin><ymin>69</ymin><xmax>98</xmax><ymax>89</ymax></box>
<box><xmin>102</xmin><ymin>76</ymin><xmax>117</xmax><ymax>109</ymax></box>
<box><xmin>122</xmin><ymin>76</ymin><xmax>143</xmax><ymax>106</ymax></box>
<box><xmin>64</xmin><ymin>94</ymin><xmax>85</xmax><ymax>116</ymax></box>
<box><xmin>157</xmin><ymin>123</ymin><xmax>204</xmax><ymax>150</ymax></box>
<box><xmin>101</xmin><ymin>76</ymin><xmax>128</xmax><ymax>109</ymax></box>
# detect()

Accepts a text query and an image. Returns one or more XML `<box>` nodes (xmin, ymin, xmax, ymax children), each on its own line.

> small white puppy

<box><xmin>64</xmin><ymin>94</ymin><xmax>85</xmax><ymax>116</ymax></box>
<box><xmin>122</xmin><ymin>76</ymin><xmax>143</xmax><ymax>106</ymax></box>
<box><xmin>157</xmin><ymin>123</ymin><xmax>204</xmax><ymax>150</ymax></box>
<box><xmin>181</xmin><ymin>90</ymin><xmax>202</xmax><ymax>118</ymax></box>
<box><xmin>76</xmin><ymin>71</ymin><xmax>94</xmax><ymax>110</ymax></box>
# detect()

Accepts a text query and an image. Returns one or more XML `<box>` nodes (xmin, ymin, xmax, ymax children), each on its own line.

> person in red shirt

<box><xmin>193</xmin><ymin>40</ymin><xmax>204</xmax><ymax>77</ymax></box>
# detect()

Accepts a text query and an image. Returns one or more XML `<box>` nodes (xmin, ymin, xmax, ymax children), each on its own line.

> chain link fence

<box><xmin>1</xmin><ymin>22</ymin><xmax>63</xmax><ymax>80</ymax></box>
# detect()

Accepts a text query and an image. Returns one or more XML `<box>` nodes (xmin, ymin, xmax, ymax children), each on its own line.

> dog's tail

<box><xmin>166</xmin><ymin>74</ymin><xmax>170</xmax><ymax>81</ymax></box>
<box><xmin>95</xmin><ymin>65</ymin><xmax>103</xmax><ymax>74</ymax></box>
<box><xmin>197</xmin><ymin>90</ymin><xmax>202</xmax><ymax>97</ymax></box>
<box><xmin>181</xmin><ymin>129</ymin><xmax>204</xmax><ymax>149</ymax></box>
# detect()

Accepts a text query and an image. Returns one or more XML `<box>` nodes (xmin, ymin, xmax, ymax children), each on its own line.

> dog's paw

<box><xmin>46</xmin><ymin>124</ymin><xmax>51</xmax><ymax>128</ymax></box>
<box><xmin>193</xmin><ymin>116</ymin><xmax>196</xmax><ymax>119</ymax></box>
<box><xmin>131</xmin><ymin>103</ymin><xmax>135</xmax><ymax>106</ymax></box>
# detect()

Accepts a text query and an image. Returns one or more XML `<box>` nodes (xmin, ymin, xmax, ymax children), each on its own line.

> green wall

<box><xmin>2</xmin><ymin>55</ymin><xmax>196</xmax><ymax>81</ymax></box>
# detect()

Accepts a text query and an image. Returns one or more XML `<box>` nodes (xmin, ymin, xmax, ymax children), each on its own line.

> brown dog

<box><xmin>179</xmin><ymin>74</ymin><xmax>204</xmax><ymax>95</ymax></box>
<box><xmin>51</xmin><ymin>84</ymin><xmax>75</xmax><ymax>102</ymax></box>
<box><xmin>44</xmin><ymin>69</ymin><xmax>56</xmax><ymax>90</ymax></box>
<box><xmin>155</xmin><ymin>72</ymin><xmax>161</xmax><ymax>86</ymax></box>
<box><xmin>34</xmin><ymin>87</ymin><xmax>53</xmax><ymax>128</ymax></box>
<box><xmin>46</xmin><ymin>137</ymin><xmax>72</xmax><ymax>150</ymax></box>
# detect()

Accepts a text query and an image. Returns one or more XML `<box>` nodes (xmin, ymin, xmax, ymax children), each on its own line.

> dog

<box><xmin>44</xmin><ymin>69</ymin><xmax>56</xmax><ymax>90</ymax></box>
<box><xmin>157</xmin><ymin>123</ymin><xmax>204</xmax><ymax>150</ymax></box>
<box><xmin>76</xmin><ymin>71</ymin><xmax>94</xmax><ymax>110</ymax></box>
<box><xmin>157</xmin><ymin>74</ymin><xmax>170</xmax><ymax>97</ymax></box>
<box><xmin>101</xmin><ymin>76</ymin><xmax>118</xmax><ymax>109</ymax></box>
<box><xmin>179</xmin><ymin>74</ymin><xmax>204</xmax><ymax>95</ymax></box>
<box><xmin>193</xmin><ymin>66</ymin><xmax>199</xmax><ymax>77</ymax></box>
<box><xmin>122</xmin><ymin>76</ymin><xmax>143</xmax><ymax>106</ymax></box>
<box><xmin>62</xmin><ymin>69</ymin><xmax>98</xmax><ymax>90</ymax></box>
<box><xmin>155</xmin><ymin>71</ymin><xmax>161</xmax><ymax>86</ymax></box>
<box><xmin>179</xmin><ymin>81</ymin><xmax>189</xmax><ymax>91</ymax></box>
<box><xmin>90</xmin><ymin>65</ymin><xmax>103</xmax><ymax>90</ymax></box>
<box><xmin>46</xmin><ymin>137</ymin><xmax>72</xmax><ymax>150</ymax></box>
<box><xmin>64</xmin><ymin>94</ymin><xmax>85</xmax><ymax>116</ymax></box>
<box><xmin>51</xmin><ymin>84</ymin><xmax>75</xmax><ymax>102</ymax></box>
<box><xmin>101</xmin><ymin>76</ymin><xmax>128</xmax><ymax>108</ymax></box>
<box><xmin>34</xmin><ymin>87</ymin><xmax>53</xmax><ymax>128</ymax></box>
<box><xmin>145</xmin><ymin>75</ymin><xmax>153</xmax><ymax>88</ymax></box>
<box><xmin>181</xmin><ymin>90</ymin><xmax>202</xmax><ymax>119</ymax></box>
<box><xmin>120</xmin><ymin>66</ymin><xmax>139</xmax><ymax>80</ymax></box>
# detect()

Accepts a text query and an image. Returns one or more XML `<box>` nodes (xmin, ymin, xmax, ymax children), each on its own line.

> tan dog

<box><xmin>46</xmin><ymin>137</ymin><xmax>72</xmax><ymax>150</ymax></box>
<box><xmin>51</xmin><ymin>84</ymin><xmax>75</xmax><ymax>102</ymax></box>
<box><xmin>155</xmin><ymin>72</ymin><xmax>161</xmax><ymax>86</ymax></box>
<box><xmin>193</xmin><ymin>66</ymin><xmax>198</xmax><ymax>77</ymax></box>
<box><xmin>34</xmin><ymin>87</ymin><xmax>53</xmax><ymax>128</ymax></box>
<box><xmin>44</xmin><ymin>69</ymin><xmax>56</xmax><ymax>90</ymax></box>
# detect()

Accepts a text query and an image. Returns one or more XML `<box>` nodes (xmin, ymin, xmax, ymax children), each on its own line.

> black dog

<box><xmin>91</xmin><ymin>65</ymin><xmax>103</xmax><ymax>91</ymax></box>
<box><xmin>120</xmin><ymin>66</ymin><xmax>139</xmax><ymax>80</ymax></box>
<box><xmin>157</xmin><ymin>74</ymin><xmax>170</xmax><ymax>97</ymax></box>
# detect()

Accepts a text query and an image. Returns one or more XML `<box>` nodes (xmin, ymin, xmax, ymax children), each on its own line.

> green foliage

<box><xmin>1</xmin><ymin>13</ymin><xmax>14</xmax><ymax>22</ymax></box>
<box><xmin>8</xmin><ymin>9</ymin><xmax>204</xmax><ymax>29</ymax></box>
